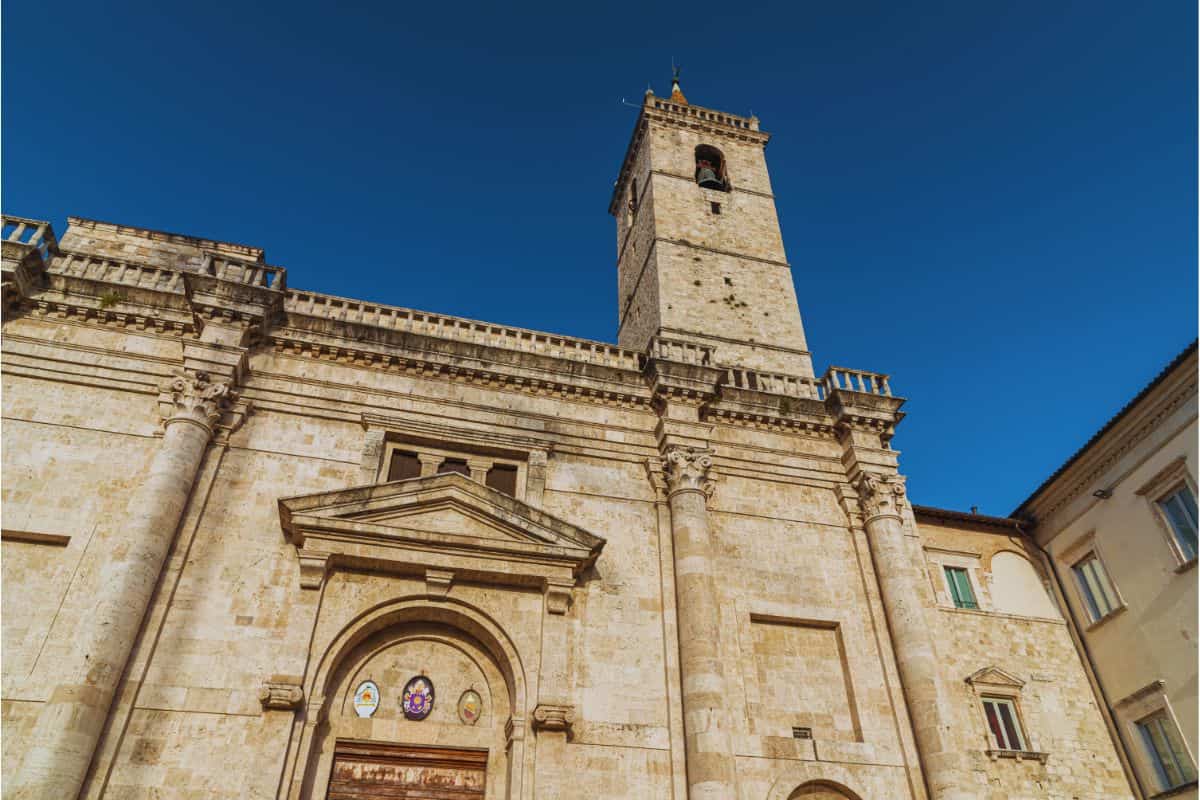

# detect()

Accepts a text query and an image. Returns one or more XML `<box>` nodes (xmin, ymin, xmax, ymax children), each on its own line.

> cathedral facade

<box><xmin>2</xmin><ymin>83</ymin><xmax>1138</xmax><ymax>799</ymax></box>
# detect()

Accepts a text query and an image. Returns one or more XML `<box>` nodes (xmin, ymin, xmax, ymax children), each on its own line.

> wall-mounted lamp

<box><xmin>1093</xmin><ymin>489</ymin><xmax>1113</xmax><ymax>499</ymax></box>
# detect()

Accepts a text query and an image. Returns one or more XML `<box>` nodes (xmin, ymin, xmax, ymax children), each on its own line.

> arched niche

<box><xmin>989</xmin><ymin>550</ymin><xmax>1060</xmax><ymax>619</ymax></box>
<box><xmin>788</xmin><ymin>779</ymin><xmax>863</xmax><ymax>799</ymax></box>
<box><xmin>285</xmin><ymin>596</ymin><xmax>528</xmax><ymax>800</ymax></box>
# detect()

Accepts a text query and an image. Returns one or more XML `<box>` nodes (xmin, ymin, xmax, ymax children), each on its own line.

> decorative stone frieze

<box><xmin>531</xmin><ymin>703</ymin><xmax>576</xmax><ymax>737</ymax></box>
<box><xmin>662</xmin><ymin>446</ymin><xmax>715</xmax><ymax>499</ymax></box>
<box><xmin>259</xmin><ymin>679</ymin><xmax>304</xmax><ymax>711</ymax></box>
<box><xmin>157</xmin><ymin>370</ymin><xmax>236</xmax><ymax>432</ymax></box>
<box><xmin>856</xmin><ymin>472</ymin><xmax>907</xmax><ymax>521</ymax></box>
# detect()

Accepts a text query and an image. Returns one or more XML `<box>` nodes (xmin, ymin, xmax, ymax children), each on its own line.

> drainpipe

<box><xmin>1023</xmin><ymin>525</ymin><xmax>1147</xmax><ymax>799</ymax></box>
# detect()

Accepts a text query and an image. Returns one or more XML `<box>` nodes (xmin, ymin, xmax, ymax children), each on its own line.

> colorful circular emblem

<box><xmin>457</xmin><ymin>689</ymin><xmax>483</xmax><ymax>725</ymax></box>
<box><xmin>353</xmin><ymin>680</ymin><xmax>380</xmax><ymax>718</ymax></box>
<box><xmin>402</xmin><ymin>675</ymin><xmax>434</xmax><ymax>720</ymax></box>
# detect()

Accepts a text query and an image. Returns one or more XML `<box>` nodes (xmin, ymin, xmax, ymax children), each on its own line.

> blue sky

<box><xmin>4</xmin><ymin>1</ymin><xmax>1195</xmax><ymax>514</ymax></box>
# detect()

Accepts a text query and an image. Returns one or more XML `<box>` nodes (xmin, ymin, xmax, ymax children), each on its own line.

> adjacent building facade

<box><xmin>0</xmin><ymin>80</ymin><xmax>1172</xmax><ymax>799</ymax></box>
<box><xmin>1014</xmin><ymin>342</ymin><xmax>1198</xmax><ymax>800</ymax></box>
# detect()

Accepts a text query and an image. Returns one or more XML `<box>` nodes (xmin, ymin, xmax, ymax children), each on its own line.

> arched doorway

<box><xmin>290</xmin><ymin>599</ymin><xmax>527</xmax><ymax>800</ymax></box>
<box><xmin>788</xmin><ymin>780</ymin><xmax>863</xmax><ymax>800</ymax></box>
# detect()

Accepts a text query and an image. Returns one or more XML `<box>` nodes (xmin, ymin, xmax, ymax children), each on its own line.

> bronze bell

<box><xmin>696</xmin><ymin>165</ymin><xmax>723</xmax><ymax>189</ymax></box>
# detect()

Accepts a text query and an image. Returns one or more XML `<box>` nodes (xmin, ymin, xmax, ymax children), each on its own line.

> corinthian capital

<box><xmin>157</xmin><ymin>370</ymin><xmax>236</xmax><ymax>432</ymax></box>
<box><xmin>663</xmin><ymin>446</ymin><xmax>715</xmax><ymax>498</ymax></box>
<box><xmin>856</xmin><ymin>472</ymin><xmax>907</xmax><ymax>520</ymax></box>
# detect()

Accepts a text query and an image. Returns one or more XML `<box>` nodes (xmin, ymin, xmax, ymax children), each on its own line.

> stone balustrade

<box><xmin>723</xmin><ymin>367</ymin><xmax>825</xmax><ymax>400</ymax></box>
<box><xmin>2</xmin><ymin>215</ymin><xmax>59</xmax><ymax>261</ymax></box>
<box><xmin>821</xmin><ymin>366</ymin><xmax>893</xmax><ymax>397</ymax></box>
<box><xmin>52</xmin><ymin>251</ymin><xmax>187</xmax><ymax>293</ymax></box>
<box><xmin>284</xmin><ymin>290</ymin><xmax>646</xmax><ymax>371</ymax></box>
<box><xmin>647</xmin><ymin>335</ymin><xmax>714</xmax><ymax>366</ymax></box>
<box><xmin>200</xmin><ymin>252</ymin><xmax>286</xmax><ymax>290</ymax></box>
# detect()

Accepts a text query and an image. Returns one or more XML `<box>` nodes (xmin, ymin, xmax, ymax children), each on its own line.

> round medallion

<box><xmin>402</xmin><ymin>675</ymin><xmax>434</xmax><ymax>720</ymax></box>
<box><xmin>352</xmin><ymin>680</ymin><xmax>380</xmax><ymax>718</ymax></box>
<box><xmin>457</xmin><ymin>689</ymin><xmax>483</xmax><ymax>725</ymax></box>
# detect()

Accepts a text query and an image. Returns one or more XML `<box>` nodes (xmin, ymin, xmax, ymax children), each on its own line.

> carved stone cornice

<box><xmin>856</xmin><ymin>472</ymin><xmax>907</xmax><ymax>522</ymax></box>
<box><xmin>156</xmin><ymin>370</ymin><xmax>237</xmax><ymax>433</ymax></box>
<box><xmin>662</xmin><ymin>446</ymin><xmax>715</xmax><ymax>499</ymax></box>
<box><xmin>259</xmin><ymin>679</ymin><xmax>304</xmax><ymax>711</ymax></box>
<box><xmin>531</xmin><ymin>703</ymin><xmax>576</xmax><ymax>738</ymax></box>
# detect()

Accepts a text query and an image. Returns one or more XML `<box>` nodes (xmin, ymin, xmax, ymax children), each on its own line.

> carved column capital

<box><xmin>157</xmin><ymin>369</ymin><xmax>236</xmax><ymax>434</ymax></box>
<box><xmin>259</xmin><ymin>679</ymin><xmax>304</xmax><ymax>711</ymax></box>
<box><xmin>856</xmin><ymin>472</ymin><xmax>907</xmax><ymax>522</ymax></box>
<box><xmin>532</xmin><ymin>703</ymin><xmax>576</xmax><ymax>738</ymax></box>
<box><xmin>662</xmin><ymin>446</ymin><xmax>715</xmax><ymax>499</ymax></box>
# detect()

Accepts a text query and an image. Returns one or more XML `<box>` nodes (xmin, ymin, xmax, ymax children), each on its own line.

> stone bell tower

<box><xmin>610</xmin><ymin>73</ymin><xmax>814</xmax><ymax>377</ymax></box>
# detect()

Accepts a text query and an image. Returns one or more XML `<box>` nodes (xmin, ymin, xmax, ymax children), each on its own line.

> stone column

<box><xmin>662</xmin><ymin>446</ymin><xmax>736</xmax><ymax>800</ymax></box>
<box><xmin>12</xmin><ymin>370</ymin><xmax>232</xmax><ymax>800</ymax></box>
<box><xmin>857</xmin><ymin>472</ymin><xmax>969</xmax><ymax>800</ymax></box>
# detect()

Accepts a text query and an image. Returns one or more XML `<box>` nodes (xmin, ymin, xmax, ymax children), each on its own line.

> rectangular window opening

<box><xmin>1072</xmin><ymin>552</ymin><xmax>1119</xmax><ymax>621</ymax></box>
<box><xmin>944</xmin><ymin>566</ymin><xmax>978</xmax><ymax>609</ymax></box>
<box><xmin>710</xmin><ymin>201</ymin><xmax>721</xmax><ymax>214</ymax></box>
<box><xmin>387</xmin><ymin>450</ymin><xmax>422</xmax><ymax>482</ymax></box>
<box><xmin>485</xmin><ymin>464</ymin><xmax>518</xmax><ymax>497</ymax></box>
<box><xmin>437</xmin><ymin>458</ymin><xmax>470</xmax><ymax>476</ymax></box>
<box><xmin>1159</xmin><ymin>486</ymin><xmax>1198</xmax><ymax>561</ymax></box>
<box><xmin>1138</xmin><ymin>710</ymin><xmax>1197</xmax><ymax>790</ymax></box>
<box><xmin>982</xmin><ymin>697</ymin><xmax>1026</xmax><ymax>751</ymax></box>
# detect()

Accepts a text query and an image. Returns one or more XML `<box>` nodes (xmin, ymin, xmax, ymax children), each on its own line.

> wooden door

<box><xmin>327</xmin><ymin>740</ymin><xmax>488</xmax><ymax>799</ymax></box>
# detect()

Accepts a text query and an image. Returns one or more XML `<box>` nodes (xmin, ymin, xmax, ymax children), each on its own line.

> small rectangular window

<box><xmin>387</xmin><ymin>451</ymin><xmax>422</xmax><ymax>482</ymax></box>
<box><xmin>944</xmin><ymin>566</ymin><xmax>978</xmax><ymax>609</ymax></box>
<box><xmin>1158</xmin><ymin>486</ymin><xmax>1198</xmax><ymax>561</ymax></box>
<box><xmin>437</xmin><ymin>458</ymin><xmax>470</xmax><ymax>476</ymax></box>
<box><xmin>1138</xmin><ymin>710</ymin><xmax>1197</xmax><ymax>790</ymax></box>
<box><xmin>1072</xmin><ymin>553</ymin><xmax>1119</xmax><ymax>621</ymax></box>
<box><xmin>485</xmin><ymin>464</ymin><xmax>518</xmax><ymax>497</ymax></box>
<box><xmin>982</xmin><ymin>697</ymin><xmax>1026</xmax><ymax>751</ymax></box>
<box><xmin>710</xmin><ymin>202</ymin><xmax>721</xmax><ymax>214</ymax></box>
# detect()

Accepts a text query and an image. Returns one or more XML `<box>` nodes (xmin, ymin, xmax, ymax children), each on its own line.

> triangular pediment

<box><xmin>966</xmin><ymin>666</ymin><xmax>1025</xmax><ymax>689</ymax></box>
<box><xmin>278</xmin><ymin>473</ymin><xmax>605</xmax><ymax>587</ymax></box>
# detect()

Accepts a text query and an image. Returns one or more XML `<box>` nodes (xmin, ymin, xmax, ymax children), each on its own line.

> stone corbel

<box><xmin>259</xmin><ymin>677</ymin><xmax>304</xmax><ymax>711</ymax></box>
<box><xmin>426</xmin><ymin>568</ymin><xmax>455</xmax><ymax>600</ymax></box>
<box><xmin>505</xmin><ymin>716</ymin><xmax>526</xmax><ymax>747</ymax></box>
<box><xmin>544</xmin><ymin>577</ymin><xmax>573</xmax><ymax>615</ymax></box>
<box><xmin>214</xmin><ymin>398</ymin><xmax>253</xmax><ymax>444</ymax></box>
<box><xmin>297</xmin><ymin>549</ymin><xmax>331</xmax><ymax>589</ymax></box>
<box><xmin>532</xmin><ymin>703</ymin><xmax>576</xmax><ymax>738</ymax></box>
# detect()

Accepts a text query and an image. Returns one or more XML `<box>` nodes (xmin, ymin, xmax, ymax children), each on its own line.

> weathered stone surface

<box><xmin>0</xmin><ymin>84</ymin><xmax>1138</xmax><ymax>800</ymax></box>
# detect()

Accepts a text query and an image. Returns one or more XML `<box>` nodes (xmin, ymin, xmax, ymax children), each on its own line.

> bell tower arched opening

<box><xmin>694</xmin><ymin>144</ymin><xmax>728</xmax><ymax>190</ymax></box>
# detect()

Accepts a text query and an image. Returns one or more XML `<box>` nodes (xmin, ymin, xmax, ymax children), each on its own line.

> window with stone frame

<box><xmin>1136</xmin><ymin>456</ymin><xmax>1199</xmax><ymax>568</ymax></box>
<box><xmin>981</xmin><ymin>696</ymin><xmax>1027</xmax><ymax>751</ymax></box>
<box><xmin>1071</xmin><ymin>551</ymin><xmax>1121</xmax><ymax>623</ymax></box>
<box><xmin>925</xmin><ymin>547</ymin><xmax>987</xmax><ymax>611</ymax></box>
<box><xmin>1114</xmin><ymin>680</ymin><xmax>1197</xmax><ymax>794</ymax></box>
<box><xmin>1138</xmin><ymin>709</ymin><xmax>1197</xmax><ymax>792</ymax></box>
<box><xmin>1158</xmin><ymin>485</ymin><xmax>1198</xmax><ymax>562</ymax></box>
<box><xmin>944</xmin><ymin>565</ymin><xmax>978</xmax><ymax>609</ymax></box>
<box><xmin>380</xmin><ymin>440</ymin><xmax>527</xmax><ymax>500</ymax></box>
<box><xmin>965</xmin><ymin>666</ymin><xmax>1048</xmax><ymax>762</ymax></box>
